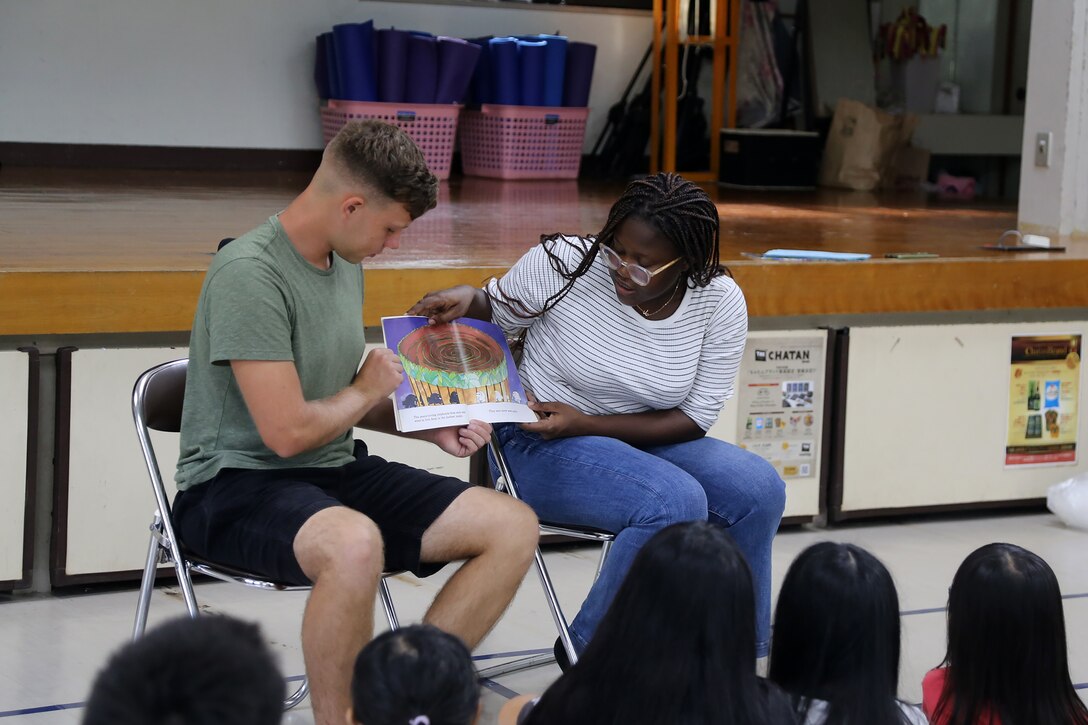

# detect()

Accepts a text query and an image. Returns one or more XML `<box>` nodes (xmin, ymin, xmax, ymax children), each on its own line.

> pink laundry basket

<box><xmin>459</xmin><ymin>104</ymin><xmax>589</xmax><ymax>180</ymax></box>
<box><xmin>320</xmin><ymin>100</ymin><xmax>461</xmax><ymax>180</ymax></box>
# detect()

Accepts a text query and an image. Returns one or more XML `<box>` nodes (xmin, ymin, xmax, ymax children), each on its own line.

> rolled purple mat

<box><xmin>333</xmin><ymin>21</ymin><xmax>378</xmax><ymax>101</ymax></box>
<box><xmin>518</xmin><ymin>40</ymin><xmax>548</xmax><ymax>106</ymax></box>
<box><xmin>489</xmin><ymin>37</ymin><xmax>519</xmax><ymax>106</ymax></box>
<box><xmin>325</xmin><ymin>32</ymin><xmax>342</xmax><ymax>100</ymax></box>
<box><xmin>405</xmin><ymin>34</ymin><xmax>438</xmax><ymax>104</ymax></box>
<box><xmin>435</xmin><ymin>37</ymin><xmax>482</xmax><ymax>104</ymax></box>
<box><xmin>467</xmin><ymin>37</ymin><xmax>493</xmax><ymax>105</ymax></box>
<box><xmin>538</xmin><ymin>35</ymin><xmax>568</xmax><ymax>107</ymax></box>
<box><xmin>315</xmin><ymin>33</ymin><xmax>332</xmax><ymax>100</ymax></box>
<box><xmin>563</xmin><ymin>41</ymin><xmax>597</xmax><ymax>107</ymax></box>
<box><xmin>377</xmin><ymin>29</ymin><xmax>410</xmax><ymax>102</ymax></box>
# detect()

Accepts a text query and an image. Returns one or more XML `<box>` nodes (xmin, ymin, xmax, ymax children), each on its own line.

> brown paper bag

<box><xmin>819</xmin><ymin>99</ymin><xmax>918</xmax><ymax>191</ymax></box>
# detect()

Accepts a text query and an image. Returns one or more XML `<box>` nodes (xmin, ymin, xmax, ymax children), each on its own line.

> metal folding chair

<box><xmin>130</xmin><ymin>358</ymin><xmax>402</xmax><ymax>710</ymax></box>
<box><xmin>478</xmin><ymin>433</ymin><xmax>615</xmax><ymax>677</ymax></box>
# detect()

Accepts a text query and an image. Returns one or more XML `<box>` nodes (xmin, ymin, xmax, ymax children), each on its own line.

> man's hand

<box><xmin>519</xmin><ymin>401</ymin><xmax>588</xmax><ymax>440</ymax></box>
<box><xmin>421</xmin><ymin>419</ymin><xmax>492</xmax><ymax>457</ymax></box>
<box><xmin>353</xmin><ymin>348</ymin><xmax>403</xmax><ymax>400</ymax></box>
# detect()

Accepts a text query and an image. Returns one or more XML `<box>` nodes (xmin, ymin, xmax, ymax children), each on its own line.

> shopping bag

<box><xmin>1047</xmin><ymin>472</ymin><xmax>1088</xmax><ymax>531</ymax></box>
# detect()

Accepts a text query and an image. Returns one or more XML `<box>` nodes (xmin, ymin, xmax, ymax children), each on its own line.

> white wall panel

<box><xmin>841</xmin><ymin>323</ymin><xmax>1088</xmax><ymax>513</ymax></box>
<box><xmin>0</xmin><ymin>352</ymin><xmax>31</xmax><ymax>583</ymax></box>
<box><xmin>64</xmin><ymin>349</ymin><xmax>187</xmax><ymax>577</ymax></box>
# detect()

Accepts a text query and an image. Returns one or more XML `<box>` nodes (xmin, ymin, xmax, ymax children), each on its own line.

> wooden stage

<box><xmin>2</xmin><ymin>168</ymin><xmax>1086</xmax><ymax>337</ymax></box>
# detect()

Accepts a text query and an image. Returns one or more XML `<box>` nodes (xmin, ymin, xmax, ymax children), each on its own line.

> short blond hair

<box><xmin>327</xmin><ymin>120</ymin><xmax>438</xmax><ymax>219</ymax></box>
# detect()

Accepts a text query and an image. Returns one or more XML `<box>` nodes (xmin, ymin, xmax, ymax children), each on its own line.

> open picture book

<box><xmin>382</xmin><ymin>315</ymin><xmax>539</xmax><ymax>433</ymax></box>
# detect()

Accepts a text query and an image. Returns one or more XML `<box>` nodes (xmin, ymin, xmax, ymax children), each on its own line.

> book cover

<box><xmin>381</xmin><ymin>316</ymin><xmax>538</xmax><ymax>433</ymax></box>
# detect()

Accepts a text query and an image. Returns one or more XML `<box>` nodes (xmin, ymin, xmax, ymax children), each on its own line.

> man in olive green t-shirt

<box><xmin>172</xmin><ymin>120</ymin><xmax>539</xmax><ymax>725</ymax></box>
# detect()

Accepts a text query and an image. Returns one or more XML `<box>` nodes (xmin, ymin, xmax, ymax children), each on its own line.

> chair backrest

<box><xmin>132</xmin><ymin>359</ymin><xmax>188</xmax><ymax>538</ymax></box>
<box><xmin>134</xmin><ymin>359</ymin><xmax>188</xmax><ymax>433</ymax></box>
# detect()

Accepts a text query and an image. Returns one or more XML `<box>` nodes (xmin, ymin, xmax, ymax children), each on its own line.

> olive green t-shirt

<box><xmin>175</xmin><ymin>216</ymin><xmax>366</xmax><ymax>490</ymax></box>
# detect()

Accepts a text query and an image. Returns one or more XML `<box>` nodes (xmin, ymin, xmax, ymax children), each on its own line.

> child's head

<box><xmin>937</xmin><ymin>542</ymin><xmax>1088</xmax><ymax>724</ymax></box>
<box><xmin>769</xmin><ymin>542</ymin><xmax>903</xmax><ymax>722</ymax></box>
<box><xmin>585</xmin><ymin>519</ymin><xmax>757</xmax><ymax>671</ymax></box>
<box><xmin>83</xmin><ymin>615</ymin><xmax>284</xmax><ymax>725</ymax></box>
<box><xmin>351</xmin><ymin>625</ymin><xmax>479</xmax><ymax>725</ymax></box>
<box><xmin>526</xmin><ymin>522</ymin><xmax>795</xmax><ymax>725</ymax></box>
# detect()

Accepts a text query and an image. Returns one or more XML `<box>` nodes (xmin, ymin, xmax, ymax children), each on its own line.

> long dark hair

<box><xmin>769</xmin><ymin>542</ymin><xmax>911</xmax><ymax>725</ymax></box>
<box><xmin>525</xmin><ymin>521</ymin><xmax>795</xmax><ymax>725</ymax></box>
<box><xmin>351</xmin><ymin>624</ymin><xmax>479</xmax><ymax>725</ymax></box>
<box><xmin>491</xmin><ymin>172</ymin><xmax>727</xmax><ymax>319</ymax></box>
<box><xmin>933</xmin><ymin>542</ymin><xmax>1088</xmax><ymax>725</ymax></box>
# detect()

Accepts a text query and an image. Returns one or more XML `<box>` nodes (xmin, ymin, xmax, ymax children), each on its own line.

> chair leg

<box><xmin>132</xmin><ymin>530</ymin><xmax>161</xmax><ymax>641</ymax></box>
<box><xmin>594</xmin><ymin>540</ymin><xmax>613</xmax><ymax>583</ymax></box>
<box><xmin>533</xmin><ymin>548</ymin><xmax>580</xmax><ymax>667</ymax></box>
<box><xmin>175</xmin><ymin>560</ymin><xmax>201</xmax><ymax>619</ymax></box>
<box><xmin>284</xmin><ymin>678</ymin><xmax>310</xmax><ymax>710</ymax></box>
<box><xmin>378</xmin><ymin>577</ymin><xmax>401</xmax><ymax>630</ymax></box>
<box><xmin>477</xmin><ymin>546</ymin><xmax>578</xmax><ymax>679</ymax></box>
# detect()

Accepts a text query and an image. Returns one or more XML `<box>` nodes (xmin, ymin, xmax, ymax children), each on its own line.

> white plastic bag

<box><xmin>1047</xmin><ymin>472</ymin><xmax>1088</xmax><ymax>531</ymax></box>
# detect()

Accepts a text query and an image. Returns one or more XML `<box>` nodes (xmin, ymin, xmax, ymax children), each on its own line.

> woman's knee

<box><xmin>747</xmin><ymin>456</ymin><xmax>787</xmax><ymax>520</ymax></box>
<box><xmin>636</xmin><ymin>476</ymin><xmax>708</xmax><ymax>526</ymax></box>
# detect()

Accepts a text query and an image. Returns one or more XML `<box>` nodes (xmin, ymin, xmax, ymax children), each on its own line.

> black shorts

<box><xmin>172</xmin><ymin>440</ymin><xmax>471</xmax><ymax>585</ymax></box>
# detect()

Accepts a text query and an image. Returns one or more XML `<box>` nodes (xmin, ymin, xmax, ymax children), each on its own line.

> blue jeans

<box><xmin>492</xmin><ymin>425</ymin><xmax>785</xmax><ymax>657</ymax></box>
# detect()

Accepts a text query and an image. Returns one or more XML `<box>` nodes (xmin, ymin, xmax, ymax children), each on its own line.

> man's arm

<box><xmin>232</xmin><ymin>348</ymin><xmax>403</xmax><ymax>459</ymax></box>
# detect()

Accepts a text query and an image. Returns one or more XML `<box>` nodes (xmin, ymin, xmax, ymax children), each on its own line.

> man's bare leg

<box><xmin>419</xmin><ymin>487</ymin><xmax>539</xmax><ymax>648</ymax></box>
<box><xmin>294</xmin><ymin>507</ymin><xmax>384</xmax><ymax>725</ymax></box>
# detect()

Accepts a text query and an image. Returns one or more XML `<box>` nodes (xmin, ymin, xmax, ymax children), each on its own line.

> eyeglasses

<box><xmin>598</xmin><ymin>245</ymin><xmax>681</xmax><ymax>287</ymax></box>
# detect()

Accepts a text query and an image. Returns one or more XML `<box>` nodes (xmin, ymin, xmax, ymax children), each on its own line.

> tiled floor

<box><xmin>1</xmin><ymin>511</ymin><xmax>1085</xmax><ymax>723</ymax></box>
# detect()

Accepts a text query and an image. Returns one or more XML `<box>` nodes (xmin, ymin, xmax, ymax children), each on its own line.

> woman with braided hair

<box><xmin>409</xmin><ymin>173</ymin><xmax>785</xmax><ymax>663</ymax></box>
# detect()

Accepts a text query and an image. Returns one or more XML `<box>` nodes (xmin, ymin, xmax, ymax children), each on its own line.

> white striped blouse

<box><xmin>485</xmin><ymin>235</ymin><xmax>747</xmax><ymax>432</ymax></box>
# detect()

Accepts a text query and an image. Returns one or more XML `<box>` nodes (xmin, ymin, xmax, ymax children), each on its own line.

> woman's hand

<box><xmin>407</xmin><ymin>285</ymin><xmax>482</xmax><ymax>325</ymax></box>
<box><xmin>519</xmin><ymin>401</ymin><xmax>589</xmax><ymax>440</ymax></box>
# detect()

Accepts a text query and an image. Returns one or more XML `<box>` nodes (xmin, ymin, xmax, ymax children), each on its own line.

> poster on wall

<box><xmin>1006</xmin><ymin>335</ymin><xmax>1081</xmax><ymax>467</ymax></box>
<box><xmin>735</xmin><ymin>336</ymin><xmax>825</xmax><ymax>479</ymax></box>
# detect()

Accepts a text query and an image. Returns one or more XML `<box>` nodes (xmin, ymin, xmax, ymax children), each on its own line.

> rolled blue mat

<box><xmin>435</xmin><ymin>37</ymin><xmax>482</xmax><ymax>104</ymax></box>
<box><xmin>467</xmin><ymin>37</ymin><xmax>493</xmax><ymax>105</ymax></box>
<box><xmin>405</xmin><ymin>34</ymin><xmax>438</xmax><ymax>104</ymax></box>
<box><xmin>518</xmin><ymin>40</ymin><xmax>548</xmax><ymax>106</ymax></box>
<box><xmin>325</xmin><ymin>32</ymin><xmax>342</xmax><ymax>100</ymax></box>
<box><xmin>314</xmin><ymin>33</ymin><xmax>332</xmax><ymax>100</ymax></box>
<box><xmin>563</xmin><ymin>41</ymin><xmax>596</xmax><ymax>107</ymax></box>
<box><xmin>333</xmin><ymin>21</ymin><xmax>377</xmax><ymax>101</ymax></box>
<box><xmin>489</xmin><ymin>37</ymin><xmax>520</xmax><ymax>106</ymax></box>
<box><xmin>538</xmin><ymin>34</ymin><xmax>568</xmax><ymax>107</ymax></box>
<box><xmin>377</xmin><ymin>28</ymin><xmax>410</xmax><ymax>102</ymax></box>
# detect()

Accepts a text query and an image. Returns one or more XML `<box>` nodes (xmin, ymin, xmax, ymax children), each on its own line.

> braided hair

<box><xmin>491</xmin><ymin>172</ymin><xmax>726</xmax><ymax>319</ymax></box>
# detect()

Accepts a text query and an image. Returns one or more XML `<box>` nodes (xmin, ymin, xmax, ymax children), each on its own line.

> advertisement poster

<box><xmin>1006</xmin><ymin>334</ymin><xmax>1081</xmax><ymax>467</ymax></box>
<box><xmin>735</xmin><ymin>337</ymin><xmax>825</xmax><ymax>479</ymax></box>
